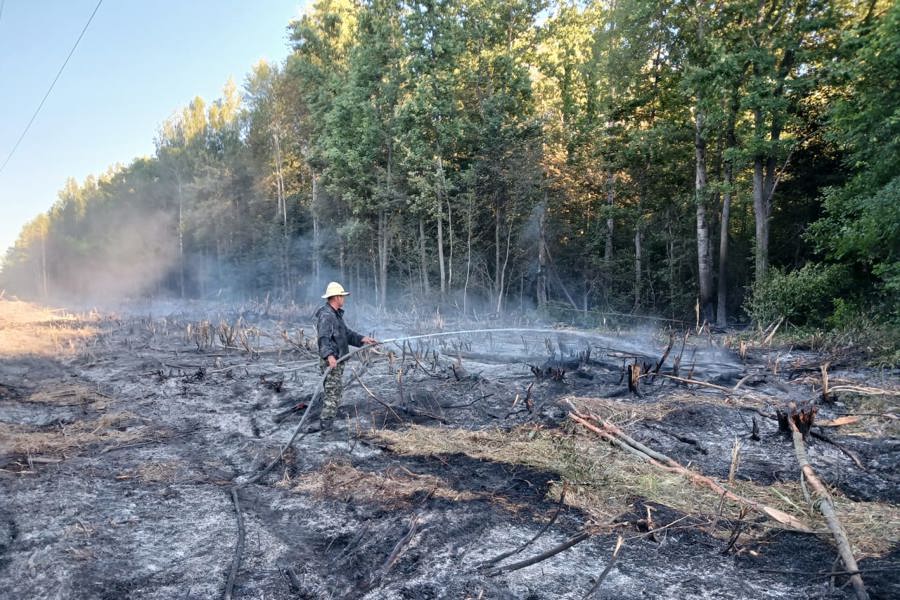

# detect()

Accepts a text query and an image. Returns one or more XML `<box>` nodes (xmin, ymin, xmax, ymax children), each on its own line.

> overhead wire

<box><xmin>0</xmin><ymin>0</ymin><xmax>103</xmax><ymax>176</ymax></box>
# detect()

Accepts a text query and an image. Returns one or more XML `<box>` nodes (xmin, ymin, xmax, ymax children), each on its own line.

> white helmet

<box><xmin>322</xmin><ymin>281</ymin><xmax>350</xmax><ymax>299</ymax></box>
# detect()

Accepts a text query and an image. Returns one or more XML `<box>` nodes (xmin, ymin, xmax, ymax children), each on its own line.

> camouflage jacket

<box><xmin>315</xmin><ymin>304</ymin><xmax>364</xmax><ymax>360</ymax></box>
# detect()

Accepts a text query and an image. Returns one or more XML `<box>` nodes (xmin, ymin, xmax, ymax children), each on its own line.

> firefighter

<box><xmin>313</xmin><ymin>282</ymin><xmax>377</xmax><ymax>432</ymax></box>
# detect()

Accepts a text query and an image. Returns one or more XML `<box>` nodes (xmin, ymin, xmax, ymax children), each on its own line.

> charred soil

<box><xmin>1</xmin><ymin>299</ymin><xmax>898</xmax><ymax>599</ymax></box>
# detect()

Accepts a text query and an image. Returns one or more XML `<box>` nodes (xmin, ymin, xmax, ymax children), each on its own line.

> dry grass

<box><xmin>281</xmin><ymin>460</ymin><xmax>483</xmax><ymax>508</ymax></box>
<box><xmin>566</xmin><ymin>396</ymin><xmax>678</xmax><ymax>425</ymax></box>
<box><xmin>834</xmin><ymin>394</ymin><xmax>900</xmax><ymax>438</ymax></box>
<box><xmin>0</xmin><ymin>412</ymin><xmax>145</xmax><ymax>457</ymax></box>
<box><xmin>135</xmin><ymin>461</ymin><xmax>183</xmax><ymax>483</ymax></box>
<box><xmin>0</xmin><ymin>299</ymin><xmax>97</xmax><ymax>357</ymax></box>
<box><xmin>371</xmin><ymin>423</ymin><xmax>898</xmax><ymax>556</ymax></box>
<box><xmin>24</xmin><ymin>384</ymin><xmax>112</xmax><ymax>410</ymax></box>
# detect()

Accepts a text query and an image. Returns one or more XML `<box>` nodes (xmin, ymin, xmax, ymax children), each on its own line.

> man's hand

<box><xmin>361</xmin><ymin>336</ymin><xmax>379</xmax><ymax>345</ymax></box>
<box><xmin>327</xmin><ymin>355</ymin><xmax>338</xmax><ymax>368</ymax></box>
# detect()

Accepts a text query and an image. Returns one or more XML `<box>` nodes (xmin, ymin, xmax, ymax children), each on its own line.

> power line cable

<box><xmin>0</xmin><ymin>0</ymin><xmax>103</xmax><ymax>176</ymax></box>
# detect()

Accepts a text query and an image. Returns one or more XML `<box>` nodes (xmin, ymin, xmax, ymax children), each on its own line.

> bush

<box><xmin>745</xmin><ymin>263</ymin><xmax>848</xmax><ymax>327</ymax></box>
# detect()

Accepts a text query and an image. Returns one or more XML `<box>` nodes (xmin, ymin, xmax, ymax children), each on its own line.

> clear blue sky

<box><xmin>0</xmin><ymin>0</ymin><xmax>305</xmax><ymax>258</ymax></box>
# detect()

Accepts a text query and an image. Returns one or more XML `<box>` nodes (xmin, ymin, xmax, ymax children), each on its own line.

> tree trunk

<box><xmin>177</xmin><ymin>177</ymin><xmax>185</xmax><ymax>299</ymax></box>
<box><xmin>418</xmin><ymin>218</ymin><xmax>430</xmax><ymax>296</ymax></box>
<box><xmin>378</xmin><ymin>210</ymin><xmax>388</xmax><ymax>307</ymax></box>
<box><xmin>695</xmin><ymin>108</ymin><xmax>714</xmax><ymax>322</ymax></box>
<box><xmin>273</xmin><ymin>132</ymin><xmax>290</xmax><ymax>296</ymax></box>
<box><xmin>752</xmin><ymin>153</ymin><xmax>769</xmax><ymax>280</ymax></box>
<box><xmin>605</xmin><ymin>169</ymin><xmax>614</xmax><ymax>263</ymax></box>
<box><xmin>40</xmin><ymin>225</ymin><xmax>48</xmax><ymax>299</ymax></box>
<box><xmin>372</xmin><ymin>253</ymin><xmax>378</xmax><ymax>306</ymax></box>
<box><xmin>717</xmin><ymin>98</ymin><xmax>737</xmax><ymax>328</ymax></box>
<box><xmin>436</xmin><ymin>157</ymin><xmax>447</xmax><ymax>296</ymax></box>
<box><xmin>751</xmin><ymin>39</ymin><xmax>791</xmax><ymax>284</ymax></box>
<box><xmin>312</xmin><ymin>174</ymin><xmax>321</xmax><ymax>293</ymax></box>
<box><xmin>717</xmin><ymin>177</ymin><xmax>732</xmax><ymax>328</ymax></box>
<box><xmin>633</xmin><ymin>222</ymin><xmax>642</xmax><ymax>311</ymax></box>
<box><xmin>447</xmin><ymin>199</ymin><xmax>453</xmax><ymax>288</ymax></box>
<box><xmin>463</xmin><ymin>198</ymin><xmax>473</xmax><ymax>315</ymax></box>
<box><xmin>496</xmin><ymin>223</ymin><xmax>512</xmax><ymax>314</ymax></box>
<box><xmin>667</xmin><ymin>217</ymin><xmax>676</xmax><ymax>310</ymax></box>
<box><xmin>494</xmin><ymin>205</ymin><xmax>501</xmax><ymax>307</ymax></box>
<box><xmin>536</xmin><ymin>198</ymin><xmax>548</xmax><ymax>308</ymax></box>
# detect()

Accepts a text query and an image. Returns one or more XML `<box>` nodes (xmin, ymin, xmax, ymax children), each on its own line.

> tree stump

<box><xmin>776</xmin><ymin>401</ymin><xmax>817</xmax><ymax>439</ymax></box>
<box><xmin>628</xmin><ymin>362</ymin><xmax>642</xmax><ymax>396</ymax></box>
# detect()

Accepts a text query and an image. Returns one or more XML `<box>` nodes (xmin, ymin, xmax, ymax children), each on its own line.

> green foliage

<box><xmin>805</xmin><ymin>1</ymin><xmax>900</xmax><ymax>321</ymax></box>
<box><xmin>745</xmin><ymin>263</ymin><xmax>848</xmax><ymax>327</ymax></box>
<box><xmin>2</xmin><ymin>0</ymin><xmax>896</xmax><ymax>339</ymax></box>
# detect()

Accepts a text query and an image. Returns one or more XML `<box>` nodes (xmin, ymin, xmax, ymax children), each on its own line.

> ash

<box><xmin>1</xmin><ymin>300</ymin><xmax>897</xmax><ymax>599</ymax></box>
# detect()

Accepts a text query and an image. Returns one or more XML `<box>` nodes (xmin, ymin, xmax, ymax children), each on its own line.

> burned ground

<box><xmin>0</xmin><ymin>299</ymin><xmax>898</xmax><ymax>599</ymax></box>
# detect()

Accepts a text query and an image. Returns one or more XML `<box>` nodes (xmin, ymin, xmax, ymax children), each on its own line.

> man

<box><xmin>314</xmin><ymin>281</ymin><xmax>377</xmax><ymax>432</ymax></box>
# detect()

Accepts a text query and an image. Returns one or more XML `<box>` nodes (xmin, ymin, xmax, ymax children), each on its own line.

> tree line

<box><xmin>2</xmin><ymin>0</ymin><xmax>897</xmax><ymax>329</ymax></box>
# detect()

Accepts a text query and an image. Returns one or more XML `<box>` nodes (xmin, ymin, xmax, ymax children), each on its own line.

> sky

<box><xmin>0</xmin><ymin>0</ymin><xmax>305</xmax><ymax>259</ymax></box>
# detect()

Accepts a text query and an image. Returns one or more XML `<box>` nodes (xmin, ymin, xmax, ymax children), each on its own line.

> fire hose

<box><xmin>226</xmin><ymin>326</ymin><xmax>602</xmax><ymax>599</ymax></box>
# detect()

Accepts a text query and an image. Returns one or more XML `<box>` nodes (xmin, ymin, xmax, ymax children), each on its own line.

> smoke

<box><xmin>80</xmin><ymin>211</ymin><xmax>178</xmax><ymax>301</ymax></box>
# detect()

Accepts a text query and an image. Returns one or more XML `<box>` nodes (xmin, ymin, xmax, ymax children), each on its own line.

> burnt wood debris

<box><xmin>0</xmin><ymin>303</ymin><xmax>898</xmax><ymax>599</ymax></box>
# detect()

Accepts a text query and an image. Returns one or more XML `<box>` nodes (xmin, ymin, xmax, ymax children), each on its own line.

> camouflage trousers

<box><xmin>319</xmin><ymin>358</ymin><xmax>345</xmax><ymax>420</ymax></box>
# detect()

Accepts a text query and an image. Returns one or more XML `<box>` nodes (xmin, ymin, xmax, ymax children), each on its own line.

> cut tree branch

<box><xmin>568</xmin><ymin>410</ymin><xmax>811</xmax><ymax>532</ymax></box>
<box><xmin>788</xmin><ymin>409</ymin><xmax>869</xmax><ymax>600</ymax></box>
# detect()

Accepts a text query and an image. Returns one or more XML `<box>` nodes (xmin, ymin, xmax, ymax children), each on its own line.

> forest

<box><xmin>2</xmin><ymin>0</ymin><xmax>897</xmax><ymax>333</ymax></box>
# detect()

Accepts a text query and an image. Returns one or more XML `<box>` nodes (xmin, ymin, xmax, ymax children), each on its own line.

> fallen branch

<box><xmin>486</xmin><ymin>530</ymin><xmax>590</xmax><ymax>576</ymax></box>
<box><xmin>788</xmin><ymin>411</ymin><xmax>868</xmax><ymax>600</ymax></box>
<box><xmin>757</xmin><ymin>565</ymin><xmax>900</xmax><ymax>578</ymax></box>
<box><xmin>658</xmin><ymin>374</ymin><xmax>733</xmax><ymax>393</ymax></box>
<box><xmin>583</xmin><ymin>535</ymin><xmax>624</xmax><ymax>599</ymax></box>
<box><xmin>479</xmin><ymin>485</ymin><xmax>567</xmax><ymax>569</ymax></box>
<box><xmin>829</xmin><ymin>384</ymin><xmax>899</xmax><ymax>397</ymax></box>
<box><xmin>569</xmin><ymin>411</ymin><xmax>811</xmax><ymax>532</ymax></box>
<box><xmin>224</xmin><ymin>487</ymin><xmax>246</xmax><ymax>600</ymax></box>
<box><xmin>361</xmin><ymin>516</ymin><xmax>420</xmax><ymax>592</ymax></box>
<box><xmin>645</xmin><ymin>423</ymin><xmax>707</xmax><ymax>455</ymax></box>
<box><xmin>810</xmin><ymin>430</ymin><xmax>867</xmax><ymax>471</ymax></box>
<box><xmin>817</xmin><ymin>416</ymin><xmax>861</xmax><ymax>427</ymax></box>
<box><xmin>350</xmin><ymin>367</ymin><xmax>405</xmax><ymax>423</ymax></box>
<box><xmin>763</xmin><ymin>317</ymin><xmax>784</xmax><ymax>346</ymax></box>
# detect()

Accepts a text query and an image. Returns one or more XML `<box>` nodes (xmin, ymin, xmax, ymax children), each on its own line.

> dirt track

<box><xmin>1</xmin><ymin>299</ymin><xmax>898</xmax><ymax>599</ymax></box>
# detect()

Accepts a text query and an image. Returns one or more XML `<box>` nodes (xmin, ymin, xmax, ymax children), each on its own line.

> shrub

<box><xmin>745</xmin><ymin>263</ymin><xmax>848</xmax><ymax>327</ymax></box>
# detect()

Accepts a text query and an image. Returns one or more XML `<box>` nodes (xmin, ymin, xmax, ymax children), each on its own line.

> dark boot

<box><xmin>320</xmin><ymin>418</ymin><xmax>350</xmax><ymax>441</ymax></box>
<box><xmin>305</xmin><ymin>417</ymin><xmax>332</xmax><ymax>433</ymax></box>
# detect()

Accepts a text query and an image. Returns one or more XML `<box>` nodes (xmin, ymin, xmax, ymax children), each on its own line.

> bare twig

<box><xmin>487</xmin><ymin>530</ymin><xmax>590</xmax><ymax>576</ymax></box>
<box><xmin>583</xmin><ymin>536</ymin><xmax>624</xmax><ymax>599</ymax></box>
